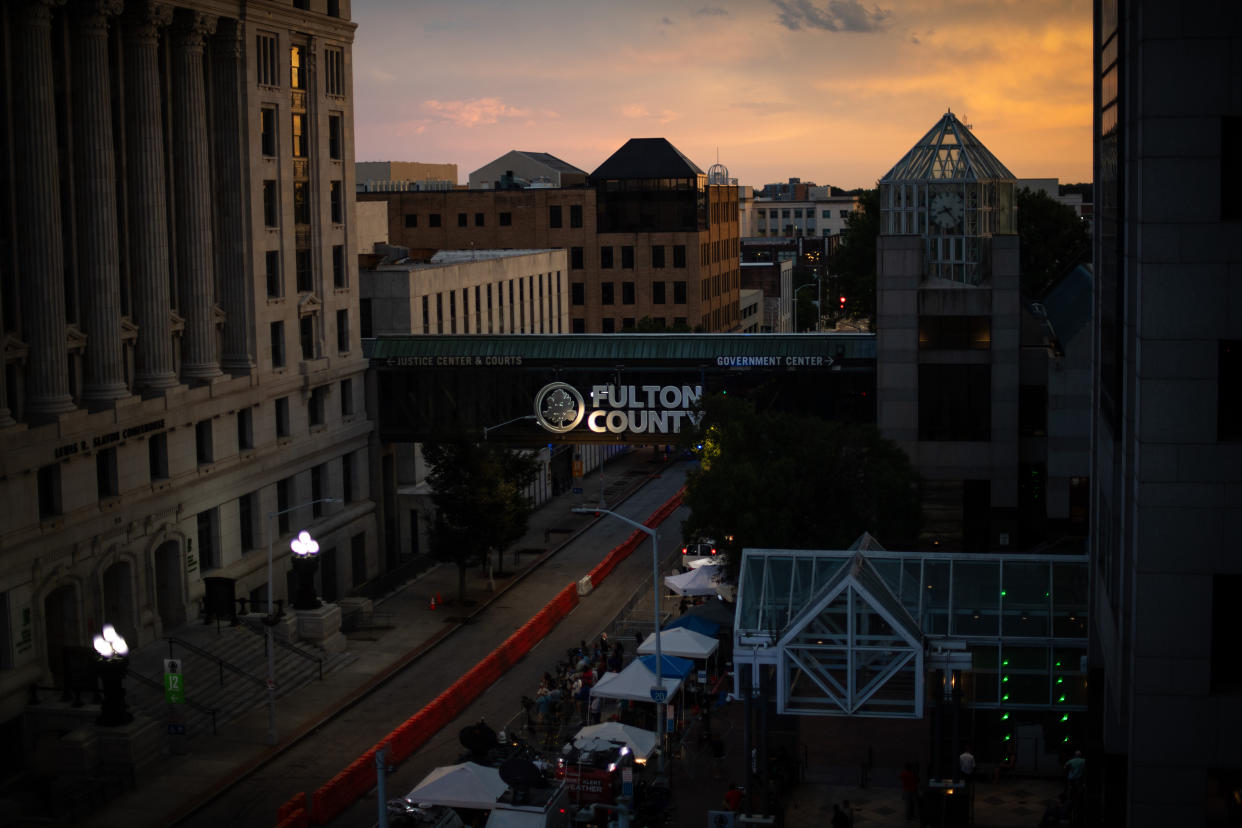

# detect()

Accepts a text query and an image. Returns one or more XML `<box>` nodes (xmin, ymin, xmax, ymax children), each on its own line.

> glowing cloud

<box><xmin>422</xmin><ymin>98</ymin><xmax>531</xmax><ymax>127</ymax></box>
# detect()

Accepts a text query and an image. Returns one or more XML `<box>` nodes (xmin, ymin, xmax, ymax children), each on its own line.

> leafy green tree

<box><xmin>422</xmin><ymin>436</ymin><xmax>540</xmax><ymax>603</ymax></box>
<box><xmin>681</xmin><ymin>394</ymin><xmax>921</xmax><ymax>583</ymax></box>
<box><xmin>829</xmin><ymin>187</ymin><xmax>879</xmax><ymax>327</ymax></box>
<box><xmin>1017</xmin><ymin>186</ymin><xmax>1091</xmax><ymax>298</ymax></box>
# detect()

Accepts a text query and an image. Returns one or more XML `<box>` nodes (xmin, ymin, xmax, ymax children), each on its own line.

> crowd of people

<box><xmin>525</xmin><ymin>634</ymin><xmax>629</xmax><ymax>747</ymax></box>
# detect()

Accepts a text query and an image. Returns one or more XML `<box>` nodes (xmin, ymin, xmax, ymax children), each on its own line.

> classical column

<box><xmin>211</xmin><ymin>18</ymin><xmax>254</xmax><ymax>373</ymax></box>
<box><xmin>170</xmin><ymin>9</ymin><xmax>221</xmax><ymax>382</ymax></box>
<box><xmin>72</xmin><ymin>0</ymin><xmax>129</xmax><ymax>405</ymax></box>
<box><xmin>12</xmin><ymin>0</ymin><xmax>75</xmax><ymax>416</ymax></box>
<box><xmin>124</xmin><ymin>1</ymin><xmax>178</xmax><ymax>391</ymax></box>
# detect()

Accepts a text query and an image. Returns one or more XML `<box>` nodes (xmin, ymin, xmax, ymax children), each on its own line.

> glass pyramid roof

<box><xmin>880</xmin><ymin>111</ymin><xmax>1015</xmax><ymax>182</ymax></box>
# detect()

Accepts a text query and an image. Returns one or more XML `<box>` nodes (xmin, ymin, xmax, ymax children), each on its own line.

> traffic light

<box><xmin>839</xmin><ymin>295</ymin><xmax>847</xmax><ymax>310</ymax></box>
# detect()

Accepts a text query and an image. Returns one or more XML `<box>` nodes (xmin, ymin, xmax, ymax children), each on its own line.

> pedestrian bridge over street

<box><xmin>365</xmin><ymin>333</ymin><xmax>877</xmax><ymax>445</ymax></box>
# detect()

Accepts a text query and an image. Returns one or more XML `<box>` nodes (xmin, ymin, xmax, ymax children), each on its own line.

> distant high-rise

<box><xmin>0</xmin><ymin>0</ymin><xmax>376</xmax><ymax>732</ymax></box>
<box><xmin>1089</xmin><ymin>2</ymin><xmax>1242</xmax><ymax>825</ymax></box>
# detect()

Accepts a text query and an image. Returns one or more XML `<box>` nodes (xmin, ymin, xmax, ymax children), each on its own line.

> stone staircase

<box><xmin>123</xmin><ymin>616</ymin><xmax>356</xmax><ymax>741</ymax></box>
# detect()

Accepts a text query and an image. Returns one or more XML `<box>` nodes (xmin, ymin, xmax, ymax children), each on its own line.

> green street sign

<box><xmin>164</xmin><ymin>658</ymin><xmax>185</xmax><ymax>704</ymax></box>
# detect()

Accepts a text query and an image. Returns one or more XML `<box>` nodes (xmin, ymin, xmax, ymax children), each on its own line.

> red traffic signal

<box><xmin>839</xmin><ymin>295</ymin><xmax>847</xmax><ymax>308</ymax></box>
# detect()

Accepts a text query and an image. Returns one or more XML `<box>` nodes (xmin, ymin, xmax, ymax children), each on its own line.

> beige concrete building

<box><xmin>355</xmin><ymin>160</ymin><xmax>459</xmax><ymax>192</ymax></box>
<box><xmin>359</xmin><ymin>138</ymin><xmax>742</xmax><ymax>334</ymax></box>
<box><xmin>467</xmin><ymin>150</ymin><xmax>587</xmax><ymax>190</ymax></box>
<box><xmin>0</xmin><ymin>0</ymin><xmax>375</xmax><ymax>726</ymax></box>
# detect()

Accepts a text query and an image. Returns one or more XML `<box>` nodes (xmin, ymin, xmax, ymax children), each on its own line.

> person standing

<box><xmin>1065</xmin><ymin>749</ymin><xmax>1086</xmax><ymax>790</ymax></box>
<box><xmin>959</xmin><ymin>744</ymin><xmax>976</xmax><ymax>784</ymax></box>
<box><xmin>899</xmin><ymin>762</ymin><xmax>919</xmax><ymax>822</ymax></box>
<box><xmin>723</xmin><ymin>782</ymin><xmax>743</xmax><ymax>812</ymax></box>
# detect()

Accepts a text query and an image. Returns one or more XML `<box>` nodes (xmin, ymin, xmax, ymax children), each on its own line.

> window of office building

<box><xmin>361</xmin><ymin>298</ymin><xmax>373</xmax><ymax>338</ymax></box>
<box><xmin>96</xmin><ymin>447</ymin><xmax>118</xmax><ymax>498</ymax></box>
<box><xmin>570</xmin><ymin>204</ymin><xmax>583</xmax><ymax>228</ymax></box>
<box><xmin>499</xmin><ymin>212</ymin><xmax>512</xmax><ymax>226</ymax></box>
<box><xmin>239</xmin><ymin>492</ymin><xmax>257</xmax><ymax>551</ymax></box>
<box><xmin>328</xmin><ymin>113</ymin><xmax>343</xmax><ymax>160</ymax></box>
<box><xmin>149</xmin><ymin>433</ymin><xmax>169</xmax><ymax>481</ymax></box>
<box><xmin>457</xmin><ymin>212</ymin><xmax>468</xmax><ymax>228</ymax></box>
<box><xmin>277</xmin><ymin>478</ymin><xmax>291</xmax><ymax>533</ymax></box>
<box><xmin>330</xmin><ymin>181</ymin><xmax>343</xmax><ymax>223</ymax></box>
<box><xmin>263</xmin><ymin>181</ymin><xmax>278</xmax><ymax>227</ymax></box>
<box><xmin>257</xmin><ymin>33</ymin><xmax>278</xmax><ymax>86</ymax></box>
<box><xmin>271</xmin><ymin>321</ymin><xmax>286</xmax><ymax>368</ymax></box>
<box><xmin>572</xmin><ymin>318</ymin><xmax>585</xmax><ymax>333</ymax></box>
<box><xmin>622</xmin><ymin>282</ymin><xmax>635</xmax><ymax>304</ymax></box>
<box><xmin>291</xmin><ymin>113</ymin><xmax>307</xmax><ymax>158</ymax></box>
<box><xmin>332</xmin><ymin>244</ymin><xmax>346</xmax><ymax>289</ymax></box>
<box><xmin>195</xmin><ymin>419</ymin><xmax>213</xmax><ymax>465</ymax></box>
<box><xmin>197</xmin><ymin>509</ymin><xmax>219</xmax><ymax>571</ymax></box>
<box><xmin>337</xmin><ymin>309</ymin><xmax>349</xmax><ymax>353</ymax></box>
<box><xmin>653</xmin><ymin>281</ymin><xmax>666</xmax><ymax>305</ymax></box>
<box><xmin>622</xmin><ymin>317</ymin><xmax>636</xmax><ymax>331</ymax></box>
<box><xmin>309</xmin><ymin>386</ymin><xmax>327</xmax><ymax>427</ymax></box>
<box><xmin>918</xmin><ymin>364</ymin><xmax>991</xmax><ymax>441</ymax></box>
<box><xmin>260</xmin><ymin>107</ymin><xmax>277</xmax><ymax>156</ymax></box>
<box><xmin>266</xmin><ymin>250</ymin><xmax>282</xmax><ymax>298</ymax></box>
<box><xmin>404</xmin><ymin>213</ymin><xmax>417</xmax><ymax>228</ymax></box>
<box><xmin>652</xmin><ymin>245</ymin><xmax>665</xmax><ymax>268</ymax></box>
<box><xmin>475</xmin><ymin>212</ymin><xmax>484</xmax><ymax>227</ymax></box>
<box><xmin>673</xmin><ymin>245</ymin><xmax>686</xmax><ymax>268</ymax></box>
<box><xmin>300</xmin><ymin>316</ymin><xmax>315</xmax><ymax>360</ymax></box>
<box><xmin>295</xmin><ymin>248</ymin><xmax>312</xmax><ymax>292</ymax></box>
<box><xmin>237</xmin><ymin>407</ymin><xmax>254</xmax><ymax>451</ymax></box>
<box><xmin>601</xmin><ymin>282</ymin><xmax>615</xmax><ymax>305</ymax></box>
<box><xmin>342</xmin><ymin>452</ymin><xmax>354</xmax><ymax>502</ymax></box>
<box><xmin>325</xmin><ymin>46</ymin><xmax>344</xmax><ymax>96</ymax></box>
<box><xmin>290</xmin><ymin>44</ymin><xmax>305</xmax><ymax>89</ymax></box>
<box><xmin>621</xmin><ymin>246</ymin><xmax>634</xmax><ymax>269</ymax></box>
<box><xmin>293</xmin><ymin>181</ymin><xmax>310</xmax><ymax>225</ymax></box>
<box><xmin>311</xmin><ymin>464</ymin><xmax>325</xmax><ymax>516</ymax></box>
<box><xmin>549</xmin><ymin>205</ymin><xmax>562</xmax><ymax>228</ymax></box>
<box><xmin>673</xmin><ymin>281</ymin><xmax>687</xmax><ymax>304</ymax></box>
<box><xmin>275</xmin><ymin>397</ymin><xmax>290</xmax><ymax>439</ymax></box>
<box><xmin>340</xmin><ymin>378</ymin><xmax>354</xmax><ymax>416</ymax></box>
<box><xmin>571</xmin><ymin>247</ymin><xmax>584</xmax><ymax>270</ymax></box>
<box><xmin>602</xmin><ymin>318</ymin><xmax>616</xmax><ymax>333</ymax></box>
<box><xmin>429</xmin><ymin>213</ymin><xmax>441</xmax><ymax>227</ymax></box>
<box><xmin>600</xmin><ymin>246</ymin><xmax>614</xmax><ymax>269</ymax></box>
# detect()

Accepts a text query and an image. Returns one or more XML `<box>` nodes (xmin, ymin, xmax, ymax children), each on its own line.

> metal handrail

<box><xmin>128</xmin><ymin>670</ymin><xmax>219</xmax><ymax>734</ymax></box>
<box><xmin>237</xmin><ymin>617</ymin><xmax>323</xmax><ymax>681</ymax></box>
<box><xmin>166</xmin><ymin>637</ymin><xmax>267</xmax><ymax>689</ymax></box>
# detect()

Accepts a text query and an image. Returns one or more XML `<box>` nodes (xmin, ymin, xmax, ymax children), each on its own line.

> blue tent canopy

<box><xmin>637</xmin><ymin>653</ymin><xmax>695</xmax><ymax>679</ymax></box>
<box><xmin>664</xmin><ymin>614</ymin><xmax>719</xmax><ymax>637</ymax></box>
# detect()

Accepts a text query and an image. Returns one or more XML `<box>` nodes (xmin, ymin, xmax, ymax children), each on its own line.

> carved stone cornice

<box><xmin>69</xmin><ymin>0</ymin><xmax>122</xmax><ymax>33</ymax></box>
<box><xmin>122</xmin><ymin>0</ymin><xmax>172</xmax><ymax>44</ymax></box>
<box><xmin>170</xmin><ymin>9</ymin><xmax>218</xmax><ymax>50</ymax></box>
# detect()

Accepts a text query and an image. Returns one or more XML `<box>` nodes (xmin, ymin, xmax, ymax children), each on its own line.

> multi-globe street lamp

<box><xmin>265</xmin><ymin>498</ymin><xmax>341</xmax><ymax>745</ymax></box>
<box><xmin>93</xmin><ymin>623</ymin><xmax>133</xmax><ymax>726</ymax></box>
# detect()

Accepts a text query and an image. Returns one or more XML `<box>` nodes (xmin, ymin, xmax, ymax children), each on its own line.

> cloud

<box><xmin>421</xmin><ymin>97</ymin><xmax>531</xmax><ymax>127</ymax></box>
<box><xmin>695</xmin><ymin>6</ymin><xmax>729</xmax><ymax>15</ymax></box>
<box><xmin>771</xmin><ymin>0</ymin><xmax>891</xmax><ymax>32</ymax></box>
<box><xmin>621</xmin><ymin>104</ymin><xmax>650</xmax><ymax>119</ymax></box>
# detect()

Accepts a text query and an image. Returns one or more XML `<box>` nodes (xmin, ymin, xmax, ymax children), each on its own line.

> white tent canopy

<box><xmin>590</xmin><ymin>660</ymin><xmax>682</xmax><ymax>702</ymax></box>
<box><xmin>637</xmin><ymin>627</ymin><xmax>719</xmax><ymax>660</ymax></box>
<box><xmin>406</xmin><ymin>762</ymin><xmax>507</xmax><ymax>810</ymax></box>
<box><xmin>664</xmin><ymin>564</ymin><xmax>725</xmax><ymax>596</ymax></box>
<box><xmin>573</xmin><ymin>722</ymin><xmax>658</xmax><ymax>760</ymax></box>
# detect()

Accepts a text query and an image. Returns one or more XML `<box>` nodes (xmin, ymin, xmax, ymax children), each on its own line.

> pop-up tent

<box><xmin>683</xmin><ymin>598</ymin><xmax>737</xmax><ymax>630</ymax></box>
<box><xmin>590</xmin><ymin>660</ymin><xmax>682</xmax><ymax>702</ymax></box>
<box><xmin>637</xmin><ymin>653</ymin><xmax>694</xmax><ymax>678</ymax></box>
<box><xmin>637</xmin><ymin>627</ymin><xmax>719</xmax><ymax>660</ymax></box>
<box><xmin>663</xmin><ymin>614</ymin><xmax>720</xmax><ymax>637</ymax></box>
<box><xmin>573</xmin><ymin>722</ymin><xmax>658</xmax><ymax>760</ymax></box>
<box><xmin>406</xmin><ymin>762</ymin><xmax>508</xmax><ymax>810</ymax></box>
<box><xmin>664</xmin><ymin>564</ymin><xmax>725</xmax><ymax>597</ymax></box>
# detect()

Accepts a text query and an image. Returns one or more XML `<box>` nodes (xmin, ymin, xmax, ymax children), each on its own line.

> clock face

<box><xmin>930</xmin><ymin>191</ymin><xmax>964</xmax><ymax>229</ymax></box>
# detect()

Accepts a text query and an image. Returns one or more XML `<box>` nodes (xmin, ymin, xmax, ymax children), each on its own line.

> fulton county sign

<box><xmin>534</xmin><ymin>382</ymin><xmax>704</xmax><ymax>437</ymax></box>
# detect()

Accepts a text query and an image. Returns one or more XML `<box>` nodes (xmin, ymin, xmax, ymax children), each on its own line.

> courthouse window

<box><xmin>290</xmin><ymin>45</ymin><xmax>305</xmax><ymax>90</ymax></box>
<box><xmin>325</xmin><ymin>47</ymin><xmax>345</xmax><ymax>96</ymax></box>
<box><xmin>266</xmin><ymin>250</ymin><xmax>282</xmax><ymax>297</ymax></box>
<box><xmin>257</xmin><ymin>33</ymin><xmax>278</xmax><ymax>86</ymax></box>
<box><xmin>328</xmin><ymin>113</ymin><xmax>343</xmax><ymax>160</ymax></box>
<box><xmin>291</xmin><ymin>113</ymin><xmax>307</xmax><ymax>158</ymax></box>
<box><xmin>263</xmin><ymin>181</ymin><xmax>278</xmax><ymax>227</ymax></box>
<box><xmin>332</xmin><ymin>244</ymin><xmax>346</xmax><ymax>288</ymax></box>
<box><xmin>260</xmin><ymin>107</ymin><xmax>277</xmax><ymax>156</ymax></box>
<box><xmin>330</xmin><ymin>181</ymin><xmax>343</xmax><ymax>223</ymax></box>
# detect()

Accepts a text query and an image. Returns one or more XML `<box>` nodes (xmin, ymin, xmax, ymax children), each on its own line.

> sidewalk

<box><xmin>64</xmin><ymin>447</ymin><xmax>676</xmax><ymax>828</ymax></box>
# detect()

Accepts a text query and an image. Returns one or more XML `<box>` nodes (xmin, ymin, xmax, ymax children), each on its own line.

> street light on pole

<box><xmin>794</xmin><ymin>281</ymin><xmax>820</xmax><ymax>332</ymax></box>
<box><xmin>264</xmin><ymin>497</ymin><xmax>342</xmax><ymax>745</ymax></box>
<box><xmin>571</xmin><ymin>505</ymin><xmax>667</xmax><ymax>773</ymax></box>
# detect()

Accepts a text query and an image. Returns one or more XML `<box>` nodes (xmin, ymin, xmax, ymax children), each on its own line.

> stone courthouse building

<box><xmin>0</xmin><ymin>0</ymin><xmax>376</xmax><ymax>737</ymax></box>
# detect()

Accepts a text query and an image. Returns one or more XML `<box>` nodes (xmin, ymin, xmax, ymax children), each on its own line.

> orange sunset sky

<box><xmin>351</xmin><ymin>0</ymin><xmax>1093</xmax><ymax>190</ymax></box>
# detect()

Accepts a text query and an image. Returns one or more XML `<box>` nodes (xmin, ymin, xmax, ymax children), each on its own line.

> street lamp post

<box><xmin>265</xmin><ymin>498</ymin><xmax>342</xmax><ymax>745</ymax></box>
<box><xmin>92</xmin><ymin>624</ymin><xmax>133</xmax><ymax>726</ymax></box>
<box><xmin>571</xmin><ymin>505</ymin><xmax>666</xmax><ymax>773</ymax></box>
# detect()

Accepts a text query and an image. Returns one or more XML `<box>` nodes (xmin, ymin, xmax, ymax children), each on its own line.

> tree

<box><xmin>680</xmin><ymin>395</ymin><xmax>921</xmax><ymax>584</ymax></box>
<box><xmin>829</xmin><ymin>187</ymin><xmax>879</xmax><ymax>327</ymax></box>
<box><xmin>422</xmin><ymin>436</ymin><xmax>540</xmax><ymax>603</ymax></box>
<box><xmin>1016</xmin><ymin>186</ymin><xmax>1091</xmax><ymax>299</ymax></box>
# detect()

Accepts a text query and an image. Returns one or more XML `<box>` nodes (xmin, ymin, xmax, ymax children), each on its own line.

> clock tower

<box><xmin>875</xmin><ymin>111</ymin><xmax>1021</xmax><ymax>551</ymax></box>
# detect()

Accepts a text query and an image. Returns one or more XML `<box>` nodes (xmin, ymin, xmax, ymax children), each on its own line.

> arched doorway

<box><xmin>154</xmin><ymin>540</ymin><xmax>186</xmax><ymax>631</ymax></box>
<box><xmin>42</xmin><ymin>585</ymin><xmax>80</xmax><ymax>684</ymax></box>
<box><xmin>101</xmin><ymin>560</ymin><xmax>136</xmax><ymax>644</ymax></box>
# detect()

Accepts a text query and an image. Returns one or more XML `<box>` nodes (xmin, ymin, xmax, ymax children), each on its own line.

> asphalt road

<box><xmin>179</xmin><ymin>464</ymin><xmax>690</xmax><ymax>828</ymax></box>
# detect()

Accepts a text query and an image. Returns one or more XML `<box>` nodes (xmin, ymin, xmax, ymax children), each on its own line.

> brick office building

<box><xmin>360</xmin><ymin>138</ymin><xmax>741</xmax><ymax>334</ymax></box>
